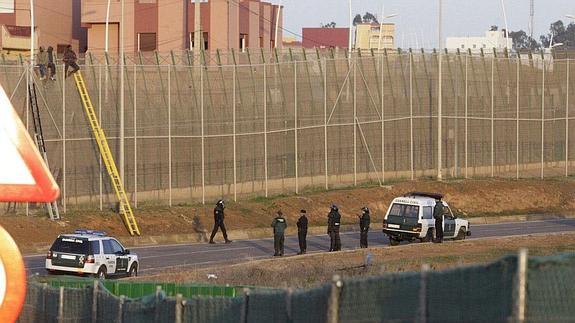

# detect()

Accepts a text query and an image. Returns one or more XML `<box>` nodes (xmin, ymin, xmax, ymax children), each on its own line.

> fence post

<box><xmin>134</xmin><ymin>63</ymin><xmax>138</xmax><ymax>208</ymax></box>
<box><xmin>294</xmin><ymin>61</ymin><xmax>299</xmax><ymax>194</ymax></box>
<box><xmin>62</xmin><ymin>64</ymin><xmax>66</xmax><ymax>213</ymax></box>
<box><xmin>240</xmin><ymin>288</ymin><xmax>250</xmax><ymax>323</ymax></box>
<box><xmin>233</xmin><ymin>64</ymin><xmax>238</xmax><ymax>201</ymax></box>
<box><xmin>491</xmin><ymin>56</ymin><xmax>495</xmax><ymax>177</ymax></box>
<box><xmin>327</xmin><ymin>275</ymin><xmax>342</xmax><ymax>323</ymax></box>
<box><xmin>419</xmin><ymin>263</ymin><xmax>430</xmax><ymax>323</ymax></box>
<box><xmin>98</xmin><ymin>65</ymin><xmax>103</xmax><ymax>211</ymax></box>
<box><xmin>516</xmin><ymin>56</ymin><xmax>520</xmax><ymax>179</ymax></box>
<box><xmin>91</xmin><ymin>280</ymin><xmax>99</xmax><ymax>323</ymax></box>
<box><xmin>353</xmin><ymin>59</ymin><xmax>357</xmax><ymax>186</ymax></box>
<box><xmin>515</xmin><ymin>248</ymin><xmax>528</xmax><ymax>323</ymax></box>
<box><xmin>175</xmin><ymin>293</ymin><xmax>183</xmax><ymax>323</ymax></box>
<box><xmin>464</xmin><ymin>53</ymin><xmax>469</xmax><ymax>179</ymax></box>
<box><xmin>168</xmin><ymin>66</ymin><xmax>172</xmax><ymax>206</ymax></box>
<box><xmin>154</xmin><ymin>286</ymin><xmax>162</xmax><ymax>322</ymax></box>
<box><xmin>58</xmin><ymin>286</ymin><xmax>64</xmax><ymax>323</ymax></box>
<box><xmin>541</xmin><ymin>56</ymin><xmax>545</xmax><ymax>179</ymax></box>
<box><xmin>324</xmin><ymin>58</ymin><xmax>329</xmax><ymax>190</ymax></box>
<box><xmin>381</xmin><ymin>55</ymin><xmax>385</xmax><ymax>183</ymax></box>
<box><xmin>286</xmin><ymin>287</ymin><xmax>293</xmax><ymax>322</ymax></box>
<box><xmin>566</xmin><ymin>59</ymin><xmax>570</xmax><ymax>177</ymax></box>
<box><xmin>118</xmin><ymin>295</ymin><xmax>125</xmax><ymax>323</ymax></box>
<box><xmin>264</xmin><ymin>63</ymin><xmax>269</xmax><ymax>197</ymax></box>
<box><xmin>200</xmin><ymin>63</ymin><xmax>205</xmax><ymax>204</ymax></box>
<box><xmin>410</xmin><ymin>50</ymin><xmax>414</xmax><ymax>180</ymax></box>
<box><xmin>42</xmin><ymin>283</ymin><xmax>48</xmax><ymax>322</ymax></box>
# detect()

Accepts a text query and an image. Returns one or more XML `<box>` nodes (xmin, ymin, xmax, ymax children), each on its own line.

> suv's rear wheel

<box><xmin>456</xmin><ymin>227</ymin><xmax>467</xmax><ymax>240</ymax></box>
<box><xmin>96</xmin><ymin>266</ymin><xmax>107</xmax><ymax>279</ymax></box>
<box><xmin>389</xmin><ymin>237</ymin><xmax>400</xmax><ymax>246</ymax></box>
<box><xmin>128</xmin><ymin>264</ymin><xmax>138</xmax><ymax>277</ymax></box>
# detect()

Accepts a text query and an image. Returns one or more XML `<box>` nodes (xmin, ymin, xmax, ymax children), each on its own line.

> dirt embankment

<box><xmin>2</xmin><ymin>178</ymin><xmax>575</xmax><ymax>253</ymax></box>
<box><xmin>137</xmin><ymin>233</ymin><xmax>575</xmax><ymax>289</ymax></box>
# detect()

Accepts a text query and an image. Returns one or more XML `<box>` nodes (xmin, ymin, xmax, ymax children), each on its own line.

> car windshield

<box><xmin>389</xmin><ymin>203</ymin><xmax>420</xmax><ymax>219</ymax></box>
<box><xmin>50</xmin><ymin>236</ymin><xmax>89</xmax><ymax>255</ymax></box>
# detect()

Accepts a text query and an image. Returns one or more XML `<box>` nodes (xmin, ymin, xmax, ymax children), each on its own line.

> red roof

<box><xmin>302</xmin><ymin>28</ymin><xmax>349</xmax><ymax>49</ymax></box>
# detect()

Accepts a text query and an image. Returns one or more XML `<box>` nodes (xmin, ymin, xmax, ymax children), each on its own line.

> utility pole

<box><xmin>194</xmin><ymin>0</ymin><xmax>202</xmax><ymax>55</ymax></box>
<box><xmin>274</xmin><ymin>0</ymin><xmax>282</xmax><ymax>48</ymax></box>
<box><xmin>437</xmin><ymin>0</ymin><xmax>443</xmax><ymax>181</ymax></box>
<box><xmin>120</xmin><ymin>0</ymin><xmax>125</xmax><ymax>185</ymax></box>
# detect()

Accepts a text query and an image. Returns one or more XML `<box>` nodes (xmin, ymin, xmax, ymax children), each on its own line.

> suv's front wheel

<box><xmin>128</xmin><ymin>264</ymin><xmax>138</xmax><ymax>277</ymax></box>
<box><xmin>421</xmin><ymin>229</ymin><xmax>434</xmax><ymax>243</ymax></box>
<box><xmin>96</xmin><ymin>266</ymin><xmax>107</xmax><ymax>279</ymax></box>
<box><xmin>389</xmin><ymin>237</ymin><xmax>400</xmax><ymax>246</ymax></box>
<box><xmin>456</xmin><ymin>227</ymin><xmax>467</xmax><ymax>240</ymax></box>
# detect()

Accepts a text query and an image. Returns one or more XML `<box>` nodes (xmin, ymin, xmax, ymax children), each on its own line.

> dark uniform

<box><xmin>433</xmin><ymin>200</ymin><xmax>444</xmax><ymax>243</ymax></box>
<box><xmin>271</xmin><ymin>211</ymin><xmax>288</xmax><ymax>256</ymax></box>
<box><xmin>297</xmin><ymin>210</ymin><xmax>308</xmax><ymax>255</ymax></box>
<box><xmin>359</xmin><ymin>207</ymin><xmax>370</xmax><ymax>248</ymax></box>
<box><xmin>328</xmin><ymin>205</ymin><xmax>342</xmax><ymax>252</ymax></box>
<box><xmin>209</xmin><ymin>200</ymin><xmax>231</xmax><ymax>244</ymax></box>
<box><xmin>62</xmin><ymin>45</ymin><xmax>79</xmax><ymax>78</ymax></box>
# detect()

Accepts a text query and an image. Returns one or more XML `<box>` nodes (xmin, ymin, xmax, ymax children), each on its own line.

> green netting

<box><xmin>121</xmin><ymin>293</ymin><xmax>163</xmax><ymax>323</ymax></box>
<box><xmin>17</xmin><ymin>283</ymin><xmax>47</xmax><ymax>323</ymax></box>
<box><xmin>95</xmin><ymin>288</ymin><xmax>121</xmax><ymax>323</ymax></box>
<box><xmin>526</xmin><ymin>253</ymin><xmax>575</xmax><ymax>322</ymax></box>
<box><xmin>60</xmin><ymin>287</ymin><xmax>93</xmax><ymax>322</ymax></box>
<box><xmin>183</xmin><ymin>296</ymin><xmax>244</xmax><ymax>323</ymax></box>
<box><xmin>338</xmin><ymin>271</ymin><xmax>421</xmax><ymax>323</ymax></box>
<box><xmin>246</xmin><ymin>289</ymin><xmax>289</xmax><ymax>323</ymax></box>
<box><xmin>426</xmin><ymin>256</ymin><xmax>517</xmax><ymax>323</ymax></box>
<box><xmin>291</xmin><ymin>284</ymin><xmax>331</xmax><ymax>323</ymax></box>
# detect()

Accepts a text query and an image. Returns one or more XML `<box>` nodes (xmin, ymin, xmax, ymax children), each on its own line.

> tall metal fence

<box><xmin>17</xmin><ymin>252</ymin><xmax>575</xmax><ymax>322</ymax></box>
<box><xmin>2</xmin><ymin>51</ymin><xmax>574</xmax><ymax>212</ymax></box>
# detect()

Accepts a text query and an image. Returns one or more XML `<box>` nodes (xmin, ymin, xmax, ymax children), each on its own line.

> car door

<box><xmin>101</xmin><ymin>239</ymin><xmax>116</xmax><ymax>274</ymax></box>
<box><xmin>443</xmin><ymin>206</ymin><xmax>457</xmax><ymax>238</ymax></box>
<box><xmin>110</xmin><ymin>239</ymin><xmax>129</xmax><ymax>274</ymax></box>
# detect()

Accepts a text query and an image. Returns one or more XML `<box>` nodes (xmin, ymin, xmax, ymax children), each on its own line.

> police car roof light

<box><xmin>74</xmin><ymin>229</ymin><xmax>107</xmax><ymax>236</ymax></box>
<box><xmin>404</xmin><ymin>192</ymin><xmax>444</xmax><ymax>200</ymax></box>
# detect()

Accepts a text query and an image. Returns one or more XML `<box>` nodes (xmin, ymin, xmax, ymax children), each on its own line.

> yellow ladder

<box><xmin>72</xmin><ymin>72</ymin><xmax>141</xmax><ymax>236</ymax></box>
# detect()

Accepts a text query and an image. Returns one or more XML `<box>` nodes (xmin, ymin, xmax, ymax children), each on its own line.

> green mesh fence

<box><xmin>426</xmin><ymin>256</ymin><xmax>517</xmax><ymax>323</ymax></box>
<box><xmin>17</xmin><ymin>253</ymin><xmax>575</xmax><ymax>322</ymax></box>
<box><xmin>339</xmin><ymin>271</ymin><xmax>421</xmax><ymax>322</ymax></box>
<box><xmin>526</xmin><ymin>253</ymin><xmax>575</xmax><ymax>322</ymax></box>
<box><xmin>291</xmin><ymin>285</ymin><xmax>331</xmax><ymax>323</ymax></box>
<box><xmin>183</xmin><ymin>296</ymin><xmax>244</xmax><ymax>323</ymax></box>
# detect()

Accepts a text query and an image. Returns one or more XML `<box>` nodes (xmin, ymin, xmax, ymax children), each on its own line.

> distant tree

<box><xmin>321</xmin><ymin>22</ymin><xmax>337</xmax><ymax>28</ymax></box>
<box><xmin>353</xmin><ymin>14</ymin><xmax>362</xmax><ymax>26</ymax></box>
<box><xmin>509</xmin><ymin>30</ymin><xmax>541</xmax><ymax>50</ymax></box>
<box><xmin>490</xmin><ymin>25</ymin><xmax>498</xmax><ymax>31</ymax></box>
<box><xmin>540</xmin><ymin>20</ymin><xmax>575</xmax><ymax>48</ymax></box>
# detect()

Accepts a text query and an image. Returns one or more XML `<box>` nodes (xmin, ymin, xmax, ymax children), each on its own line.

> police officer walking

<box><xmin>271</xmin><ymin>211</ymin><xmax>288</xmax><ymax>256</ymax></box>
<box><xmin>359</xmin><ymin>207</ymin><xmax>370</xmax><ymax>248</ymax></box>
<box><xmin>327</xmin><ymin>204</ymin><xmax>342</xmax><ymax>252</ymax></box>
<box><xmin>433</xmin><ymin>198</ymin><xmax>444</xmax><ymax>243</ymax></box>
<box><xmin>209</xmin><ymin>200</ymin><xmax>232</xmax><ymax>244</ymax></box>
<box><xmin>296</xmin><ymin>210</ymin><xmax>308</xmax><ymax>255</ymax></box>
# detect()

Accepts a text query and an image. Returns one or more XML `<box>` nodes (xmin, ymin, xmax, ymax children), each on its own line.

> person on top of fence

<box><xmin>327</xmin><ymin>204</ymin><xmax>342</xmax><ymax>252</ymax></box>
<box><xmin>433</xmin><ymin>198</ymin><xmax>445</xmax><ymax>243</ymax></box>
<box><xmin>37</xmin><ymin>46</ymin><xmax>48</xmax><ymax>80</ymax></box>
<box><xmin>63</xmin><ymin>45</ymin><xmax>79</xmax><ymax>78</ymax></box>
<box><xmin>271</xmin><ymin>210</ymin><xmax>288</xmax><ymax>257</ymax></box>
<box><xmin>209</xmin><ymin>200</ymin><xmax>232</xmax><ymax>244</ymax></box>
<box><xmin>296</xmin><ymin>209</ymin><xmax>308</xmax><ymax>255</ymax></box>
<box><xmin>359</xmin><ymin>206</ymin><xmax>370</xmax><ymax>248</ymax></box>
<box><xmin>47</xmin><ymin>46</ymin><xmax>56</xmax><ymax>80</ymax></box>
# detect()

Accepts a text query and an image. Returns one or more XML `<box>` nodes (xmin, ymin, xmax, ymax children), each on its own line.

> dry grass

<box><xmin>137</xmin><ymin>232</ymin><xmax>575</xmax><ymax>288</ymax></box>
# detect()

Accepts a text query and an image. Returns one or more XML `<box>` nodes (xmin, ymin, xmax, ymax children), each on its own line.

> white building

<box><xmin>446</xmin><ymin>30</ymin><xmax>511</xmax><ymax>51</ymax></box>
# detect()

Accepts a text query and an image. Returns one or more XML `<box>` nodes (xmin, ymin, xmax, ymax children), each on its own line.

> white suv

<box><xmin>45</xmin><ymin>230</ymin><xmax>139</xmax><ymax>279</ymax></box>
<box><xmin>382</xmin><ymin>192</ymin><xmax>471</xmax><ymax>246</ymax></box>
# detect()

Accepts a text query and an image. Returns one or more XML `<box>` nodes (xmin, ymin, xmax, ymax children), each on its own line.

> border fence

<box><xmin>17</xmin><ymin>252</ymin><xmax>575</xmax><ymax>322</ymax></box>
<box><xmin>1</xmin><ymin>49</ymin><xmax>574</xmax><ymax>213</ymax></box>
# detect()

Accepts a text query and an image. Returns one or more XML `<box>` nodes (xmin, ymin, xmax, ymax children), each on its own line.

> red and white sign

<box><xmin>0</xmin><ymin>226</ymin><xmax>26</xmax><ymax>323</ymax></box>
<box><xmin>0</xmin><ymin>84</ymin><xmax>59</xmax><ymax>202</ymax></box>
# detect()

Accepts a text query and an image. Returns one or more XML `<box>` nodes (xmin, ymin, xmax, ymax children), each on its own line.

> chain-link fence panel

<box><xmin>291</xmin><ymin>284</ymin><xmax>331</xmax><ymax>323</ymax></box>
<box><xmin>246</xmin><ymin>289</ymin><xmax>289</xmax><ymax>323</ymax></box>
<box><xmin>183</xmin><ymin>296</ymin><xmax>243</xmax><ymax>323</ymax></box>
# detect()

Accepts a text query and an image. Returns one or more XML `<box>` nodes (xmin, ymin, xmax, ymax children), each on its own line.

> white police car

<box><xmin>382</xmin><ymin>192</ymin><xmax>471</xmax><ymax>246</ymax></box>
<box><xmin>45</xmin><ymin>229</ymin><xmax>139</xmax><ymax>279</ymax></box>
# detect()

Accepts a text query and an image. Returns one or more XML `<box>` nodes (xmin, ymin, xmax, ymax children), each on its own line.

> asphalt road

<box><xmin>24</xmin><ymin>219</ymin><xmax>575</xmax><ymax>276</ymax></box>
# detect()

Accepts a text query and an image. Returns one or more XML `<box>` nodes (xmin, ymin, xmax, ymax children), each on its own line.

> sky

<box><xmin>273</xmin><ymin>0</ymin><xmax>575</xmax><ymax>48</ymax></box>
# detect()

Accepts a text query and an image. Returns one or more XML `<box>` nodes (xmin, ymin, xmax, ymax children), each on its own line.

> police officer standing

<box><xmin>209</xmin><ymin>200</ymin><xmax>232</xmax><ymax>244</ymax></box>
<box><xmin>296</xmin><ymin>210</ymin><xmax>308</xmax><ymax>255</ymax></box>
<box><xmin>359</xmin><ymin>207</ymin><xmax>370</xmax><ymax>248</ymax></box>
<box><xmin>433</xmin><ymin>198</ymin><xmax>444</xmax><ymax>243</ymax></box>
<box><xmin>327</xmin><ymin>204</ymin><xmax>342</xmax><ymax>252</ymax></box>
<box><xmin>271</xmin><ymin>211</ymin><xmax>288</xmax><ymax>256</ymax></box>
